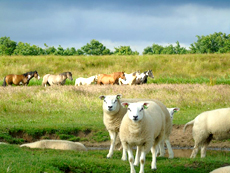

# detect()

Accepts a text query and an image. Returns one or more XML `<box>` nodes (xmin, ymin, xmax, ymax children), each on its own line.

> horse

<box><xmin>97</xmin><ymin>72</ymin><xmax>126</xmax><ymax>85</ymax></box>
<box><xmin>42</xmin><ymin>72</ymin><xmax>73</xmax><ymax>87</ymax></box>
<box><xmin>2</xmin><ymin>70</ymin><xmax>40</xmax><ymax>86</ymax></box>
<box><xmin>135</xmin><ymin>70</ymin><xmax>154</xmax><ymax>84</ymax></box>
<box><xmin>119</xmin><ymin>72</ymin><xmax>137</xmax><ymax>85</ymax></box>
<box><xmin>75</xmin><ymin>75</ymin><xmax>97</xmax><ymax>86</ymax></box>
<box><xmin>23</xmin><ymin>71</ymin><xmax>41</xmax><ymax>85</ymax></box>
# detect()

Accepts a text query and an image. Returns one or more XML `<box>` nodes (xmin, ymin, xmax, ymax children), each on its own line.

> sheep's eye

<box><xmin>140</xmin><ymin>107</ymin><xmax>143</xmax><ymax>112</ymax></box>
<box><xmin>128</xmin><ymin>108</ymin><xmax>131</xmax><ymax>111</ymax></box>
<box><xmin>104</xmin><ymin>100</ymin><xmax>107</xmax><ymax>103</ymax></box>
<box><xmin>114</xmin><ymin>99</ymin><xmax>117</xmax><ymax>103</ymax></box>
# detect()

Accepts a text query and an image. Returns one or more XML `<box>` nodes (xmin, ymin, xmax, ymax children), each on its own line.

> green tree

<box><xmin>0</xmin><ymin>36</ymin><xmax>17</xmax><ymax>55</ymax></box>
<box><xmin>114</xmin><ymin>46</ymin><xmax>139</xmax><ymax>55</ymax></box>
<box><xmin>81</xmin><ymin>39</ymin><xmax>111</xmax><ymax>55</ymax></box>
<box><xmin>13</xmin><ymin>42</ymin><xmax>44</xmax><ymax>55</ymax></box>
<box><xmin>54</xmin><ymin>45</ymin><xmax>64</xmax><ymax>55</ymax></box>
<box><xmin>143</xmin><ymin>46</ymin><xmax>153</xmax><ymax>55</ymax></box>
<box><xmin>190</xmin><ymin>32</ymin><xmax>230</xmax><ymax>53</ymax></box>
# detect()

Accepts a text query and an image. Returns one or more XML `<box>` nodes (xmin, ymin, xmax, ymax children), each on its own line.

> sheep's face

<box><xmin>167</xmin><ymin>107</ymin><xmax>180</xmax><ymax>119</ymax></box>
<box><xmin>122</xmin><ymin>102</ymin><xmax>149</xmax><ymax>122</ymax></box>
<box><xmin>99</xmin><ymin>94</ymin><xmax>122</xmax><ymax>114</ymax></box>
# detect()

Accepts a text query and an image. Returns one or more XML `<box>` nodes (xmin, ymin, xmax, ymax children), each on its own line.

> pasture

<box><xmin>0</xmin><ymin>54</ymin><xmax>230</xmax><ymax>172</ymax></box>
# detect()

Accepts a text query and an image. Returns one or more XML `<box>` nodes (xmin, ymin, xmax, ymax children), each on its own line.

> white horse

<box><xmin>119</xmin><ymin>72</ymin><xmax>140</xmax><ymax>85</ymax></box>
<box><xmin>75</xmin><ymin>76</ymin><xmax>97</xmax><ymax>86</ymax></box>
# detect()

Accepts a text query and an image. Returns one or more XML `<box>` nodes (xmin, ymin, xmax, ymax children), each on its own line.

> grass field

<box><xmin>0</xmin><ymin>54</ymin><xmax>230</xmax><ymax>172</ymax></box>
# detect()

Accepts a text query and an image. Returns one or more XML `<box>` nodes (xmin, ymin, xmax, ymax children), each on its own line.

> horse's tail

<box><xmin>2</xmin><ymin>77</ymin><xmax>6</xmax><ymax>87</ymax></box>
<box><xmin>183</xmin><ymin>119</ymin><xmax>195</xmax><ymax>133</ymax></box>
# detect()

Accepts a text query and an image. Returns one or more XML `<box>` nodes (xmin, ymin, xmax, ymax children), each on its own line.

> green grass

<box><xmin>1</xmin><ymin>55</ymin><xmax>230</xmax><ymax>172</ymax></box>
<box><xmin>0</xmin><ymin>144</ymin><xmax>229</xmax><ymax>173</ymax></box>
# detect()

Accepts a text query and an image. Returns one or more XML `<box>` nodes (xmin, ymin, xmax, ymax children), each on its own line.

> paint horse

<box><xmin>2</xmin><ymin>71</ymin><xmax>40</xmax><ymax>86</ymax></box>
<box><xmin>97</xmin><ymin>72</ymin><xmax>126</xmax><ymax>85</ymax></box>
<box><xmin>135</xmin><ymin>70</ymin><xmax>154</xmax><ymax>84</ymax></box>
<box><xmin>42</xmin><ymin>72</ymin><xmax>73</xmax><ymax>87</ymax></box>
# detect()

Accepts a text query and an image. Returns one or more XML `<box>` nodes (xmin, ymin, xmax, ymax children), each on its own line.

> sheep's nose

<box><xmin>133</xmin><ymin>116</ymin><xmax>138</xmax><ymax>120</ymax></box>
<box><xmin>108</xmin><ymin>106</ymin><xmax>113</xmax><ymax>110</ymax></box>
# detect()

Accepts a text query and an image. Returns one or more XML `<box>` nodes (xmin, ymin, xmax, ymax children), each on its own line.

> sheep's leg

<box><xmin>134</xmin><ymin>146</ymin><xmax>141</xmax><ymax>166</ymax></box>
<box><xmin>190</xmin><ymin>145</ymin><xmax>199</xmax><ymax>158</ymax></box>
<box><xmin>107</xmin><ymin>131</ymin><xmax>117</xmax><ymax>158</ymax></box>
<box><xmin>158</xmin><ymin>140</ymin><xmax>165</xmax><ymax>157</ymax></box>
<box><xmin>139</xmin><ymin>150</ymin><xmax>146</xmax><ymax>173</ymax></box>
<box><xmin>201</xmin><ymin>145</ymin><xmax>207</xmax><ymax>158</ymax></box>
<box><xmin>121</xmin><ymin>147</ymin><xmax>127</xmax><ymax>161</ymax></box>
<box><xmin>127</xmin><ymin>146</ymin><xmax>136</xmax><ymax>173</ymax></box>
<box><xmin>165</xmin><ymin>139</ymin><xmax>174</xmax><ymax>159</ymax></box>
<box><xmin>151</xmin><ymin>146</ymin><xmax>157</xmax><ymax>170</ymax></box>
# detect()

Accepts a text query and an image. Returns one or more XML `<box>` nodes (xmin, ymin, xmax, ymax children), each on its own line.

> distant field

<box><xmin>1</xmin><ymin>54</ymin><xmax>230</xmax><ymax>85</ymax></box>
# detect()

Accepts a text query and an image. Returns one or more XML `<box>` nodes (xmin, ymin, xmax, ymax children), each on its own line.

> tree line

<box><xmin>0</xmin><ymin>32</ymin><xmax>229</xmax><ymax>56</ymax></box>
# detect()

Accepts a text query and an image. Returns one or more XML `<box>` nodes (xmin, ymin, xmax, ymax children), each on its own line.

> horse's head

<box><xmin>147</xmin><ymin>70</ymin><xmax>154</xmax><ymax>78</ymax></box>
<box><xmin>67</xmin><ymin>72</ymin><xmax>73</xmax><ymax>81</ymax></box>
<box><xmin>120</xmin><ymin>72</ymin><xmax>126</xmax><ymax>80</ymax></box>
<box><xmin>34</xmin><ymin>71</ymin><xmax>41</xmax><ymax>80</ymax></box>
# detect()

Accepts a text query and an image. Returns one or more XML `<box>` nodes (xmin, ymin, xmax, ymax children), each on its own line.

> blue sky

<box><xmin>1</xmin><ymin>0</ymin><xmax>230</xmax><ymax>54</ymax></box>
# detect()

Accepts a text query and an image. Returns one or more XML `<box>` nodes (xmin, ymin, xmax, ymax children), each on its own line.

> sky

<box><xmin>1</xmin><ymin>0</ymin><xmax>230</xmax><ymax>54</ymax></box>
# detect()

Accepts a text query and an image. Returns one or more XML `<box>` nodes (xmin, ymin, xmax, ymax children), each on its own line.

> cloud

<box><xmin>0</xmin><ymin>0</ymin><xmax>230</xmax><ymax>54</ymax></box>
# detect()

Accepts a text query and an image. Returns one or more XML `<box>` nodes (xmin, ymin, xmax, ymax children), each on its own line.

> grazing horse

<box><xmin>42</xmin><ymin>72</ymin><xmax>73</xmax><ymax>87</ymax></box>
<box><xmin>97</xmin><ymin>72</ymin><xmax>126</xmax><ymax>85</ymax></box>
<box><xmin>23</xmin><ymin>71</ymin><xmax>41</xmax><ymax>85</ymax></box>
<box><xmin>75</xmin><ymin>75</ymin><xmax>97</xmax><ymax>86</ymax></box>
<box><xmin>2</xmin><ymin>70</ymin><xmax>40</xmax><ymax>86</ymax></box>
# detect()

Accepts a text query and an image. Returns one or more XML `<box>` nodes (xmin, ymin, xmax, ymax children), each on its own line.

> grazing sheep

<box><xmin>210</xmin><ymin>166</ymin><xmax>230</xmax><ymax>173</ymax></box>
<box><xmin>20</xmin><ymin>140</ymin><xmax>87</xmax><ymax>151</ymax></box>
<box><xmin>119</xmin><ymin>101</ymin><xmax>166</xmax><ymax>172</ymax></box>
<box><xmin>184</xmin><ymin>108</ymin><xmax>230</xmax><ymax>158</ymax></box>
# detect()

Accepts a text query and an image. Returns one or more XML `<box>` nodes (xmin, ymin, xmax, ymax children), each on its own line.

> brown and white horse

<box><xmin>2</xmin><ymin>71</ymin><xmax>40</xmax><ymax>86</ymax></box>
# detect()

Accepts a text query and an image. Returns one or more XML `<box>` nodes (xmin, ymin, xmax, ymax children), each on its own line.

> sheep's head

<box><xmin>122</xmin><ymin>102</ymin><xmax>149</xmax><ymax>122</ymax></box>
<box><xmin>99</xmin><ymin>94</ymin><xmax>122</xmax><ymax>114</ymax></box>
<box><xmin>167</xmin><ymin>107</ymin><xmax>180</xmax><ymax>119</ymax></box>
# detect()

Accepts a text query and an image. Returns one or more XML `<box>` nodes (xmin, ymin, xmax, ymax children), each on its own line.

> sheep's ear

<box><xmin>121</xmin><ymin>102</ymin><xmax>129</xmax><ymax>108</ymax></box>
<box><xmin>116</xmin><ymin>94</ymin><xmax>122</xmax><ymax>100</ymax></box>
<box><xmin>143</xmin><ymin>103</ymin><xmax>149</xmax><ymax>109</ymax></box>
<box><xmin>99</xmin><ymin>95</ymin><xmax>105</xmax><ymax>100</ymax></box>
<box><xmin>173</xmin><ymin>107</ymin><xmax>180</xmax><ymax>113</ymax></box>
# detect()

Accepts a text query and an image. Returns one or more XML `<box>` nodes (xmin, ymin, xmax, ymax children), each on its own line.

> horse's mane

<box><xmin>23</xmin><ymin>71</ymin><xmax>37</xmax><ymax>77</ymax></box>
<box><xmin>59</xmin><ymin>72</ymin><xmax>72</xmax><ymax>76</ymax></box>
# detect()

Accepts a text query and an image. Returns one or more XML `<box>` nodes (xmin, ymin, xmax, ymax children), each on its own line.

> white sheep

<box><xmin>99</xmin><ymin>95</ymin><xmax>174</xmax><ymax>160</ymax></box>
<box><xmin>99</xmin><ymin>94</ymin><xmax>127</xmax><ymax>159</ymax></box>
<box><xmin>156</xmin><ymin>107</ymin><xmax>180</xmax><ymax>157</ymax></box>
<box><xmin>20</xmin><ymin>140</ymin><xmax>87</xmax><ymax>151</ymax></box>
<box><xmin>167</xmin><ymin>107</ymin><xmax>180</xmax><ymax>120</ymax></box>
<box><xmin>119</xmin><ymin>101</ymin><xmax>166</xmax><ymax>172</ymax></box>
<box><xmin>210</xmin><ymin>166</ymin><xmax>230</xmax><ymax>173</ymax></box>
<box><xmin>183</xmin><ymin>108</ymin><xmax>230</xmax><ymax>158</ymax></box>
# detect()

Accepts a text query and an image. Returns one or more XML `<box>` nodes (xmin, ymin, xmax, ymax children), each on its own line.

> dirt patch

<box><xmin>82</xmin><ymin>125</ymin><xmax>230</xmax><ymax>149</ymax></box>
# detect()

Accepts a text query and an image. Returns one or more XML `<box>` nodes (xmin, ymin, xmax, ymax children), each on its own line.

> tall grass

<box><xmin>1</xmin><ymin>54</ymin><xmax>230</xmax><ymax>85</ymax></box>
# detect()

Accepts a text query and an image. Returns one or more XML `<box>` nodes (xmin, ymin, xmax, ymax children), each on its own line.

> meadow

<box><xmin>0</xmin><ymin>54</ymin><xmax>230</xmax><ymax>172</ymax></box>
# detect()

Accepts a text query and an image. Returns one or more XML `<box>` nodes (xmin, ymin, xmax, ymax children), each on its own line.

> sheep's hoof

<box><xmin>106</xmin><ymin>157</ymin><xmax>111</xmax><ymax>159</ymax></box>
<box><xmin>151</xmin><ymin>168</ymin><xmax>157</xmax><ymax>171</ymax></box>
